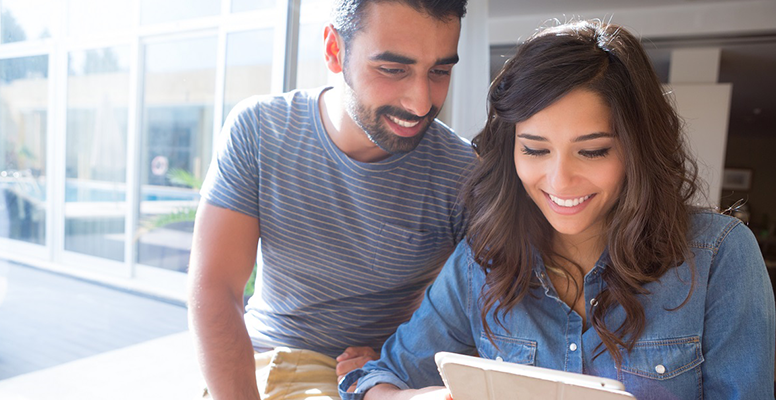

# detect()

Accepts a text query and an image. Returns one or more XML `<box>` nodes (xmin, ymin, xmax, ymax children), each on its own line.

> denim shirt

<box><xmin>339</xmin><ymin>212</ymin><xmax>776</xmax><ymax>400</ymax></box>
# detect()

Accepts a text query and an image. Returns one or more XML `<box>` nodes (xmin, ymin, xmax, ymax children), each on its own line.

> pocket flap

<box><xmin>621</xmin><ymin>336</ymin><xmax>704</xmax><ymax>380</ymax></box>
<box><xmin>478</xmin><ymin>332</ymin><xmax>537</xmax><ymax>365</ymax></box>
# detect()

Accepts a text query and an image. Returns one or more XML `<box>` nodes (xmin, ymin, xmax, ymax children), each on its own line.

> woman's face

<box><xmin>514</xmin><ymin>88</ymin><xmax>625</xmax><ymax>243</ymax></box>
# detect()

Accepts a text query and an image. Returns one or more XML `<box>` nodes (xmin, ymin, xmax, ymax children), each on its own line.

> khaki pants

<box><xmin>203</xmin><ymin>347</ymin><xmax>340</xmax><ymax>399</ymax></box>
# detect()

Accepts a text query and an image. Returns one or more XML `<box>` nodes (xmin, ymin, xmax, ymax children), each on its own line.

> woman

<box><xmin>338</xmin><ymin>20</ymin><xmax>775</xmax><ymax>400</ymax></box>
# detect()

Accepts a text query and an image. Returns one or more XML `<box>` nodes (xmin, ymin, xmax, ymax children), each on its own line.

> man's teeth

<box><xmin>388</xmin><ymin>115</ymin><xmax>420</xmax><ymax>128</ymax></box>
<box><xmin>549</xmin><ymin>194</ymin><xmax>591</xmax><ymax>207</ymax></box>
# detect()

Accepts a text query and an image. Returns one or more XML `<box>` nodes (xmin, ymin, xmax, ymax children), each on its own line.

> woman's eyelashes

<box><xmin>519</xmin><ymin>146</ymin><xmax>612</xmax><ymax>158</ymax></box>
<box><xmin>520</xmin><ymin>146</ymin><xmax>549</xmax><ymax>156</ymax></box>
<box><xmin>579</xmin><ymin>148</ymin><xmax>611</xmax><ymax>158</ymax></box>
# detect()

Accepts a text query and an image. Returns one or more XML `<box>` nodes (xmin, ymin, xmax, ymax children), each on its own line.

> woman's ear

<box><xmin>324</xmin><ymin>25</ymin><xmax>343</xmax><ymax>74</ymax></box>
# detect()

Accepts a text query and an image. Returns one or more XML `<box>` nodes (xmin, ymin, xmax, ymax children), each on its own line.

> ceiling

<box><xmin>488</xmin><ymin>0</ymin><xmax>737</xmax><ymax>18</ymax></box>
<box><xmin>487</xmin><ymin>0</ymin><xmax>776</xmax><ymax>137</ymax></box>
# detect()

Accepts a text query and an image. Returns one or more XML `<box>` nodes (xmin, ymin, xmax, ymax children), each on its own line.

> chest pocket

<box><xmin>620</xmin><ymin>336</ymin><xmax>704</xmax><ymax>399</ymax></box>
<box><xmin>477</xmin><ymin>332</ymin><xmax>537</xmax><ymax>365</ymax></box>
<box><xmin>370</xmin><ymin>222</ymin><xmax>442</xmax><ymax>284</ymax></box>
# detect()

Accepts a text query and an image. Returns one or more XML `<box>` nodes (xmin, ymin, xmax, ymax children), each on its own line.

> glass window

<box><xmin>231</xmin><ymin>0</ymin><xmax>276</xmax><ymax>13</ymax></box>
<box><xmin>67</xmin><ymin>0</ymin><xmax>134</xmax><ymax>37</ymax></box>
<box><xmin>1</xmin><ymin>0</ymin><xmax>56</xmax><ymax>43</ymax></box>
<box><xmin>296</xmin><ymin>0</ymin><xmax>334</xmax><ymax>89</ymax></box>
<box><xmin>140</xmin><ymin>0</ymin><xmax>220</xmax><ymax>26</ymax></box>
<box><xmin>65</xmin><ymin>46</ymin><xmax>131</xmax><ymax>261</ymax></box>
<box><xmin>138</xmin><ymin>36</ymin><xmax>217</xmax><ymax>272</ymax></box>
<box><xmin>224</xmin><ymin>29</ymin><xmax>274</xmax><ymax>120</ymax></box>
<box><xmin>0</xmin><ymin>55</ymin><xmax>49</xmax><ymax>245</ymax></box>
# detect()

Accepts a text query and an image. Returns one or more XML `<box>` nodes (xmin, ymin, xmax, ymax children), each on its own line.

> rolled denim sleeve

<box><xmin>338</xmin><ymin>369</ymin><xmax>411</xmax><ymax>400</ymax></box>
<box><xmin>338</xmin><ymin>241</ymin><xmax>479</xmax><ymax>399</ymax></box>
<box><xmin>702</xmin><ymin>221</ymin><xmax>775</xmax><ymax>399</ymax></box>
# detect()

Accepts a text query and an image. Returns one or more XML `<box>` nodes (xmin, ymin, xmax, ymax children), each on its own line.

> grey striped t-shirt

<box><xmin>201</xmin><ymin>87</ymin><xmax>476</xmax><ymax>357</ymax></box>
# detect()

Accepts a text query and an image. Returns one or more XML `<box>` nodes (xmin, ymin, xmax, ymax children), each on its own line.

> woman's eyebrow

<box><xmin>517</xmin><ymin>132</ymin><xmax>614</xmax><ymax>142</ymax></box>
<box><xmin>516</xmin><ymin>133</ymin><xmax>546</xmax><ymax>141</ymax></box>
<box><xmin>572</xmin><ymin>132</ymin><xmax>615</xmax><ymax>142</ymax></box>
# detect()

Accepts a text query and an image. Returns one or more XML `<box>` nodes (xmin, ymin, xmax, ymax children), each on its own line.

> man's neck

<box><xmin>318</xmin><ymin>85</ymin><xmax>392</xmax><ymax>163</ymax></box>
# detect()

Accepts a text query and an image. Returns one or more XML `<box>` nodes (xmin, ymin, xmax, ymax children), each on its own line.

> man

<box><xmin>189</xmin><ymin>0</ymin><xmax>473</xmax><ymax>398</ymax></box>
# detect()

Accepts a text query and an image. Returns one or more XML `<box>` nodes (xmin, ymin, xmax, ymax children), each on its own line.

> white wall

<box><xmin>488</xmin><ymin>0</ymin><xmax>776</xmax><ymax>45</ymax></box>
<box><xmin>447</xmin><ymin>0</ymin><xmax>490</xmax><ymax>140</ymax></box>
<box><xmin>667</xmin><ymin>84</ymin><xmax>733</xmax><ymax>208</ymax></box>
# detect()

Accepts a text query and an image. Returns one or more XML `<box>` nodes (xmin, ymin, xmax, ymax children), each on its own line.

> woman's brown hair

<box><xmin>462</xmin><ymin>20</ymin><xmax>700</xmax><ymax>367</ymax></box>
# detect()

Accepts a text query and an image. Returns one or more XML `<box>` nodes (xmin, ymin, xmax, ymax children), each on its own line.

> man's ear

<box><xmin>324</xmin><ymin>24</ymin><xmax>344</xmax><ymax>74</ymax></box>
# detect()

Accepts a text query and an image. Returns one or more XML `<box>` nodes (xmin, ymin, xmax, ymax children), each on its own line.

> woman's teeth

<box><xmin>549</xmin><ymin>194</ymin><xmax>591</xmax><ymax>207</ymax></box>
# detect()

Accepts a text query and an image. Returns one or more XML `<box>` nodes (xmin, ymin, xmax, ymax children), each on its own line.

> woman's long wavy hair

<box><xmin>462</xmin><ymin>20</ymin><xmax>700</xmax><ymax>367</ymax></box>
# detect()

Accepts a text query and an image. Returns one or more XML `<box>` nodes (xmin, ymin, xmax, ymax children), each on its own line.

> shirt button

<box><xmin>655</xmin><ymin>364</ymin><xmax>666</xmax><ymax>374</ymax></box>
<box><xmin>496</xmin><ymin>356</ymin><xmax>503</xmax><ymax>362</ymax></box>
<box><xmin>589</xmin><ymin>298</ymin><xmax>598</xmax><ymax>307</ymax></box>
<box><xmin>569</xmin><ymin>343</ymin><xmax>577</xmax><ymax>351</ymax></box>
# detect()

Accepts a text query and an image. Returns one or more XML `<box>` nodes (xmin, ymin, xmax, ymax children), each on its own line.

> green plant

<box><xmin>243</xmin><ymin>262</ymin><xmax>258</xmax><ymax>300</ymax></box>
<box><xmin>137</xmin><ymin>168</ymin><xmax>258</xmax><ymax>299</ymax></box>
<box><xmin>134</xmin><ymin>168</ymin><xmax>201</xmax><ymax>239</ymax></box>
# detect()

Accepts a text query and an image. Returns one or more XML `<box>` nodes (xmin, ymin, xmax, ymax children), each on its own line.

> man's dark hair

<box><xmin>331</xmin><ymin>0</ymin><xmax>467</xmax><ymax>45</ymax></box>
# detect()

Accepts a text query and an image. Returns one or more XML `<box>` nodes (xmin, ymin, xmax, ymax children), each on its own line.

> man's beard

<box><xmin>344</xmin><ymin>87</ymin><xmax>438</xmax><ymax>156</ymax></box>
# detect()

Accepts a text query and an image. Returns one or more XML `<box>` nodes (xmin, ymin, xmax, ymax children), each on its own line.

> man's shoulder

<box><xmin>272</xmin><ymin>87</ymin><xmax>324</xmax><ymax>109</ymax></box>
<box><xmin>426</xmin><ymin>119</ymin><xmax>469</xmax><ymax>144</ymax></box>
<box><xmin>418</xmin><ymin>120</ymin><xmax>476</xmax><ymax>166</ymax></box>
<box><xmin>223</xmin><ymin>88</ymin><xmax>325</xmax><ymax>137</ymax></box>
<box><xmin>227</xmin><ymin>87</ymin><xmax>324</xmax><ymax>120</ymax></box>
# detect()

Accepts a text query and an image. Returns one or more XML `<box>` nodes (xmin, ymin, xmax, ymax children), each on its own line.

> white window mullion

<box><xmin>50</xmin><ymin>0</ymin><xmax>69</xmax><ymax>264</ymax></box>
<box><xmin>124</xmin><ymin>0</ymin><xmax>143</xmax><ymax>279</ymax></box>
<box><xmin>272</xmin><ymin>0</ymin><xmax>301</xmax><ymax>93</ymax></box>
<box><xmin>212</xmin><ymin>1</ymin><xmax>229</xmax><ymax>141</ymax></box>
<box><xmin>284</xmin><ymin>0</ymin><xmax>301</xmax><ymax>92</ymax></box>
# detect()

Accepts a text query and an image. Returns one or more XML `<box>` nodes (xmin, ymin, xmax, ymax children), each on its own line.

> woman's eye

<box><xmin>580</xmin><ymin>148</ymin><xmax>611</xmax><ymax>158</ymax></box>
<box><xmin>521</xmin><ymin>146</ymin><xmax>549</xmax><ymax>156</ymax></box>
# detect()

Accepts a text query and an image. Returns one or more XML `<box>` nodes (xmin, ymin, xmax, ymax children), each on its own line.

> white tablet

<box><xmin>435</xmin><ymin>352</ymin><xmax>635</xmax><ymax>400</ymax></box>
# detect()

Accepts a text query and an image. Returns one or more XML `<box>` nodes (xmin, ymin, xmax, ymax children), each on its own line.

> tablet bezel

<box><xmin>435</xmin><ymin>352</ymin><xmax>636</xmax><ymax>400</ymax></box>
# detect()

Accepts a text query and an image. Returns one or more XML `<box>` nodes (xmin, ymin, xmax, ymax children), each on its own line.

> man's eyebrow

<box><xmin>371</xmin><ymin>52</ymin><xmax>416</xmax><ymax>64</ymax></box>
<box><xmin>436</xmin><ymin>55</ymin><xmax>459</xmax><ymax>66</ymax></box>
<box><xmin>370</xmin><ymin>52</ymin><xmax>460</xmax><ymax>66</ymax></box>
<box><xmin>517</xmin><ymin>132</ymin><xmax>614</xmax><ymax>142</ymax></box>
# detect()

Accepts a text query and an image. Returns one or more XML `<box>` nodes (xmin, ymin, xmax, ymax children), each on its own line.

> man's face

<box><xmin>340</xmin><ymin>2</ymin><xmax>461</xmax><ymax>155</ymax></box>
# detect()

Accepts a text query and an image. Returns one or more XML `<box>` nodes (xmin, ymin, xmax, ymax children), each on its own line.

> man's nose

<box><xmin>400</xmin><ymin>75</ymin><xmax>433</xmax><ymax>117</ymax></box>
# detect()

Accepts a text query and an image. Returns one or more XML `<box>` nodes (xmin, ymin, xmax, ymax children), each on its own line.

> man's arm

<box><xmin>188</xmin><ymin>200</ymin><xmax>262</xmax><ymax>400</ymax></box>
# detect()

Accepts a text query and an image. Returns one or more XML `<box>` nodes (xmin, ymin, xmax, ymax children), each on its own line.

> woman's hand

<box><xmin>364</xmin><ymin>383</ymin><xmax>452</xmax><ymax>400</ymax></box>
